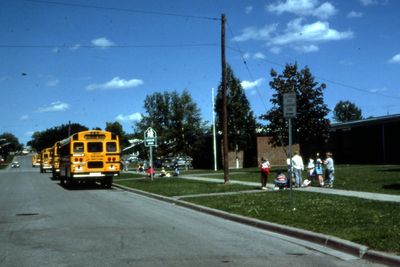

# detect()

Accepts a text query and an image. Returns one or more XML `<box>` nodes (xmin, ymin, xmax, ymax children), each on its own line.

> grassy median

<box><xmin>115</xmin><ymin>172</ymin><xmax>400</xmax><ymax>254</ymax></box>
<box><xmin>185</xmin><ymin>191</ymin><xmax>400</xmax><ymax>254</ymax></box>
<box><xmin>189</xmin><ymin>165</ymin><xmax>400</xmax><ymax>195</ymax></box>
<box><xmin>114</xmin><ymin>176</ymin><xmax>256</xmax><ymax>197</ymax></box>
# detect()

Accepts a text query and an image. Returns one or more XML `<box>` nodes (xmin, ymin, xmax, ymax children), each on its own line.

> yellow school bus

<box><xmin>32</xmin><ymin>153</ymin><xmax>41</xmax><ymax>167</ymax></box>
<box><xmin>59</xmin><ymin>130</ymin><xmax>120</xmax><ymax>187</ymax></box>
<box><xmin>40</xmin><ymin>147</ymin><xmax>53</xmax><ymax>173</ymax></box>
<box><xmin>51</xmin><ymin>141</ymin><xmax>61</xmax><ymax>179</ymax></box>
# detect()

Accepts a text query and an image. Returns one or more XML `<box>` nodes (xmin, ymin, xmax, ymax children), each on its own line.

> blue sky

<box><xmin>1</xmin><ymin>0</ymin><xmax>400</xmax><ymax>145</ymax></box>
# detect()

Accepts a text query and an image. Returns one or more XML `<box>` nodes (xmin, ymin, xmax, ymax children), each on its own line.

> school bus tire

<box><xmin>102</xmin><ymin>177</ymin><xmax>112</xmax><ymax>189</ymax></box>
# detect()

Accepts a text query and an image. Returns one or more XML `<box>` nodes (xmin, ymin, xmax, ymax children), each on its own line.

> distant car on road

<box><xmin>11</xmin><ymin>161</ymin><xmax>20</xmax><ymax>168</ymax></box>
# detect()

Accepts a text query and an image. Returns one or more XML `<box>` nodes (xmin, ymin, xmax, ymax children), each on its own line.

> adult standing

<box><xmin>291</xmin><ymin>151</ymin><xmax>304</xmax><ymax>187</ymax></box>
<box><xmin>259</xmin><ymin>158</ymin><xmax>271</xmax><ymax>190</ymax></box>
<box><xmin>324</xmin><ymin>152</ymin><xmax>335</xmax><ymax>187</ymax></box>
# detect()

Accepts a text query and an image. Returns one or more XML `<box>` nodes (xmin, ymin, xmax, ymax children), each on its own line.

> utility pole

<box><xmin>221</xmin><ymin>14</ymin><xmax>229</xmax><ymax>184</ymax></box>
<box><xmin>212</xmin><ymin>88</ymin><xmax>218</xmax><ymax>172</ymax></box>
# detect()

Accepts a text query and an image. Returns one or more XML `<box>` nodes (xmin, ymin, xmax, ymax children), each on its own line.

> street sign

<box><xmin>144</xmin><ymin>127</ymin><xmax>157</xmax><ymax>147</ymax></box>
<box><xmin>144</xmin><ymin>127</ymin><xmax>157</xmax><ymax>181</ymax></box>
<box><xmin>283</xmin><ymin>92</ymin><xmax>297</xmax><ymax>118</ymax></box>
<box><xmin>144</xmin><ymin>138</ymin><xmax>156</xmax><ymax>147</ymax></box>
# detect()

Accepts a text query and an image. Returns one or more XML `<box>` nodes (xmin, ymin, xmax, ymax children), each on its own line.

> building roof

<box><xmin>331</xmin><ymin>114</ymin><xmax>400</xmax><ymax>131</ymax></box>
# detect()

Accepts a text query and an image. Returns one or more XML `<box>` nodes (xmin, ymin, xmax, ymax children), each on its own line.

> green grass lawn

<box><xmin>114</xmin><ymin>177</ymin><xmax>256</xmax><ymax>197</ymax></box>
<box><xmin>188</xmin><ymin>165</ymin><xmax>400</xmax><ymax>195</ymax></box>
<box><xmin>185</xmin><ymin>191</ymin><xmax>400</xmax><ymax>254</ymax></box>
<box><xmin>115</xmin><ymin>170</ymin><xmax>400</xmax><ymax>254</ymax></box>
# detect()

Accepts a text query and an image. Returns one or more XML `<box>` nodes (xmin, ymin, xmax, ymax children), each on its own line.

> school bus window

<box><xmin>106</xmin><ymin>142</ymin><xmax>117</xmax><ymax>152</ymax></box>
<box><xmin>88</xmin><ymin>142</ymin><xmax>103</xmax><ymax>152</ymax></box>
<box><xmin>73</xmin><ymin>142</ymin><xmax>84</xmax><ymax>153</ymax></box>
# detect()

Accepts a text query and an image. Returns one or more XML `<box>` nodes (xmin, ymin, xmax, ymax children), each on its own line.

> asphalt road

<box><xmin>0</xmin><ymin>155</ymin><xmax>385</xmax><ymax>267</ymax></box>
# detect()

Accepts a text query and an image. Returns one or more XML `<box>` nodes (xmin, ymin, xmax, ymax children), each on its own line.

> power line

<box><xmin>225</xmin><ymin>27</ymin><xmax>400</xmax><ymax>101</ymax></box>
<box><xmin>0</xmin><ymin>43</ymin><xmax>219</xmax><ymax>49</ymax></box>
<box><xmin>314</xmin><ymin>77</ymin><xmax>400</xmax><ymax>100</ymax></box>
<box><xmin>22</xmin><ymin>0</ymin><xmax>220</xmax><ymax>21</ymax></box>
<box><xmin>226</xmin><ymin>22</ymin><xmax>269</xmax><ymax>111</ymax></box>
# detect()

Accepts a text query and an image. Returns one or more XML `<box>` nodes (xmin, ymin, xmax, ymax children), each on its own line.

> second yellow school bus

<box><xmin>58</xmin><ymin>130</ymin><xmax>120</xmax><ymax>187</ymax></box>
<box><xmin>51</xmin><ymin>141</ymin><xmax>61</xmax><ymax>179</ymax></box>
<box><xmin>40</xmin><ymin>147</ymin><xmax>53</xmax><ymax>173</ymax></box>
<box><xmin>32</xmin><ymin>153</ymin><xmax>41</xmax><ymax>167</ymax></box>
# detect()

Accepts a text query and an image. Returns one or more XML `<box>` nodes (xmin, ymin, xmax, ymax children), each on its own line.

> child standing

<box><xmin>259</xmin><ymin>158</ymin><xmax>271</xmax><ymax>190</ymax></box>
<box><xmin>315</xmin><ymin>153</ymin><xmax>324</xmax><ymax>187</ymax></box>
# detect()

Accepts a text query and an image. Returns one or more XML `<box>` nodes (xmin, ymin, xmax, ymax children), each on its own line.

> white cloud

<box><xmin>241</xmin><ymin>78</ymin><xmax>265</xmax><ymax>90</ymax></box>
<box><xmin>86</xmin><ymin>77</ymin><xmax>144</xmax><ymax>91</ymax></box>
<box><xmin>295</xmin><ymin>44</ymin><xmax>319</xmax><ymax>53</ymax></box>
<box><xmin>339</xmin><ymin>59</ymin><xmax>353</xmax><ymax>66</ymax></box>
<box><xmin>242</xmin><ymin>52</ymin><xmax>251</xmax><ymax>59</ymax></box>
<box><xmin>369</xmin><ymin>87</ymin><xmax>388</xmax><ymax>93</ymax></box>
<box><xmin>243</xmin><ymin>52</ymin><xmax>266</xmax><ymax>60</ymax></box>
<box><xmin>232</xmin><ymin>24</ymin><xmax>277</xmax><ymax>42</ymax></box>
<box><xmin>91</xmin><ymin>37</ymin><xmax>115</xmax><ymax>48</ymax></box>
<box><xmin>359</xmin><ymin>0</ymin><xmax>388</xmax><ymax>6</ymax></box>
<box><xmin>270</xmin><ymin>47</ymin><xmax>282</xmax><ymax>54</ymax></box>
<box><xmin>52</xmin><ymin>47</ymin><xmax>59</xmax><ymax>53</ymax></box>
<box><xmin>70</xmin><ymin>44</ymin><xmax>81</xmax><ymax>50</ymax></box>
<box><xmin>266</xmin><ymin>0</ymin><xmax>337</xmax><ymax>19</ymax></box>
<box><xmin>46</xmin><ymin>79</ymin><xmax>59</xmax><ymax>87</ymax></box>
<box><xmin>271</xmin><ymin>19</ymin><xmax>353</xmax><ymax>46</ymax></box>
<box><xmin>37</xmin><ymin>101</ymin><xmax>69</xmax><ymax>112</ymax></box>
<box><xmin>115</xmin><ymin>112</ymin><xmax>142</xmax><ymax>122</ymax></box>
<box><xmin>20</xmin><ymin>115</ymin><xmax>29</xmax><ymax>120</ymax></box>
<box><xmin>245</xmin><ymin>6</ymin><xmax>253</xmax><ymax>14</ymax></box>
<box><xmin>253</xmin><ymin>52</ymin><xmax>266</xmax><ymax>59</ymax></box>
<box><xmin>25</xmin><ymin>131</ymin><xmax>35</xmax><ymax>137</ymax></box>
<box><xmin>233</xmin><ymin>19</ymin><xmax>352</xmax><ymax>53</ymax></box>
<box><xmin>347</xmin><ymin>11</ymin><xmax>363</xmax><ymax>18</ymax></box>
<box><xmin>266</xmin><ymin>19</ymin><xmax>353</xmax><ymax>53</ymax></box>
<box><xmin>389</xmin><ymin>54</ymin><xmax>400</xmax><ymax>64</ymax></box>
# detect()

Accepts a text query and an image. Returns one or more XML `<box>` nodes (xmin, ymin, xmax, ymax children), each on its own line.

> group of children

<box><xmin>306</xmin><ymin>152</ymin><xmax>335</xmax><ymax>188</ymax></box>
<box><xmin>146</xmin><ymin>166</ymin><xmax>180</xmax><ymax>178</ymax></box>
<box><xmin>259</xmin><ymin>152</ymin><xmax>335</xmax><ymax>190</ymax></box>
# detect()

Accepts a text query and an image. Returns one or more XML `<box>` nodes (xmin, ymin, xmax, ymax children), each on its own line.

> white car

<box><xmin>11</xmin><ymin>161</ymin><xmax>20</xmax><ymax>168</ymax></box>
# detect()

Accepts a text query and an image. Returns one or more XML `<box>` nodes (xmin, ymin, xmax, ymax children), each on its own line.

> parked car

<box><xmin>11</xmin><ymin>161</ymin><xmax>20</xmax><ymax>168</ymax></box>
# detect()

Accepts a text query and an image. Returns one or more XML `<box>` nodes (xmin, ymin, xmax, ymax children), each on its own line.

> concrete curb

<box><xmin>113</xmin><ymin>183</ymin><xmax>400</xmax><ymax>266</ymax></box>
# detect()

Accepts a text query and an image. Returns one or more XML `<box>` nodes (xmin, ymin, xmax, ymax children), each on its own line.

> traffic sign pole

<box><xmin>144</xmin><ymin>127</ymin><xmax>157</xmax><ymax>181</ymax></box>
<box><xmin>149</xmin><ymin>146</ymin><xmax>153</xmax><ymax>181</ymax></box>
<box><xmin>283</xmin><ymin>92</ymin><xmax>297</xmax><ymax>201</ymax></box>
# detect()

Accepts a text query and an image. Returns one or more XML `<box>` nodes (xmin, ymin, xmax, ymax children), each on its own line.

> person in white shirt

<box><xmin>324</xmin><ymin>152</ymin><xmax>335</xmax><ymax>187</ymax></box>
<box><xmin>259</xmin><ymin>158</ymin><xmax>271</xmax><ymax>190</ymax></box>
<box><xmin>291</xmin><ymin>151</ymin><xmax>304</xmax><ymax>187</ymax></box>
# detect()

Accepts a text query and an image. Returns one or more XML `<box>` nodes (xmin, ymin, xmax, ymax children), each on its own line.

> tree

<box><xmin>260</xmin><ymin>63</ymin><xmax>330</xmax><ymax>158</ymax></box>
<box><xmin>215</xmin><ymin>66</ymin><xmax>258</xmax><ymax>167</ymax></box>
<box><xmin>333</xmin><ymin>100</ymin><xmax>363</xmax><ymax>122</ymax></box>
<box><xmin>0</xmin><ymin>132</ymin><xmax>22</xmax><ymax>160</ymax></box>
<box><xmin>28</xmin><ymin>123</ymin><xmax>88</xmax><ymax>152</ymax></box>
<box><xmin>105</xmin><ymin>121</ymin><xmax>130</xmax><ymax>149</ymax></box>
<box><xmin>134</xmin><ymin>90</ymin><xmax>206</xmax><ymax>161</ymax></box>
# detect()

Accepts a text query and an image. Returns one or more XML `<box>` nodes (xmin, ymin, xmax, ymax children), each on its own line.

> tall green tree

<box><xmin>28</xmin><ymin>123</ymin><xmax>88</xmax><ymax>152</ymax></box>
<box><xmin>135</xmin><ymin>90</ymin><xmax>205</xmax><ymax>160</ymax></box>
<box><xmin>333</xmin><ymin>100</ymin><xmax>363</xmax><ymax>122</ymax></box>
<box><xmin>0</xmin><ymin>132</ymin><xmax>22</xmax><ymax>160</ymax></box>
<box><xmin>105</xmin><ymin>121</ymin><xmax>130</xmax><ymax>149</ymax></box>
<box><xmin>260</xmin><ymin>63</ymin><xmax>330</xmax><ymax>158</ymax></box>
<box><xmin>215</xmin><ymin>66</ymin><xmax>258</xmax><ymax>167</ymax></box>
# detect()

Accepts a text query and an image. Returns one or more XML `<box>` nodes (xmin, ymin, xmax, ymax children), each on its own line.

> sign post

<box><xmin>144</xmin><ymin>127</ymin><xmax>157</xmax><ymax>181</ymax></box>
<box><xmin>283</xmin><ymin>92</ymin><xmax>297</xmax><ymax>194</ymax></box>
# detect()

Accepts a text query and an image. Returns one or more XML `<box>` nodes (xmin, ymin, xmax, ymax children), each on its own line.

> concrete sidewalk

<box><xmin>178</xmin><ymin>174</ymin><xmax>400</xmax><ymax>203</ymax></box>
